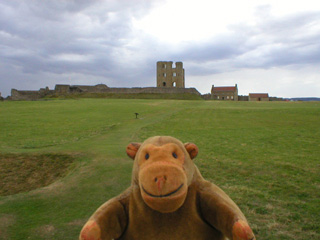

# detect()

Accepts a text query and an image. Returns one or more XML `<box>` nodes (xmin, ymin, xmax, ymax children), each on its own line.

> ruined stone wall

<box><xmin>58</xmin><ymin>85</ymin><xmax>200</xmax><ymax>95</ymax></box>
<box><xmin>238</xmin><ymin>95</ymin><xmax>249</xmax><ymax>101</ymax></box>
<box><xmin>10</xmin><ymin>86</ymin><xmax>201</xmax><ymax>100</ymax></box>
<box><xmin>55</xmin><ymin>85</ymin><xmax>70</xmax><ymax>93</ymax></box>
<box><xmin>11</xmin><ymin>89</ymin><xmax>54</xmax><ymax>100</ymax></box>
<box><xmin>106</xmin><ymin>87</ymin><xmax>200</xmax><ymax>95</ymax></box>
<box><xmin>71</xmin><ymin>84</ymin><xmax>110</xmax><ymax>93</ymax></box>
<box><xmin>201</xmin><ymin>93</ymin><xmax>212</xmax><ymax>100</ymax></box>
<box><xmin>11</xmin><ymin>88</ymin><xmax>58</xmax><ymax>100</ymax></box>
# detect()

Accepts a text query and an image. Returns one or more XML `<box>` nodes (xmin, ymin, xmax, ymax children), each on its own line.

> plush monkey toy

<box><xmin>80</xmin><ymin>136</ymin><xmax>255</xmax><ymax>240</ymax></box>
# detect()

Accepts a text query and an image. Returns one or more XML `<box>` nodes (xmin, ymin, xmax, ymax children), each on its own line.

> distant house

<box><xmin>211</xmin><ymin>84</ymin><xmax>238</xmax><ymax>101</ymax></box>
<box><xmin>249</xmin><ymin>93</ymin><xmax>269</xmax><ymax>101</ymax></box>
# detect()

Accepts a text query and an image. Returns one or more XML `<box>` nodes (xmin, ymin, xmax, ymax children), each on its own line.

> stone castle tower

<box><xmin>157</xmin><ymin>61</ymin><xmax>185</xmax><ymax>88</ymax></box>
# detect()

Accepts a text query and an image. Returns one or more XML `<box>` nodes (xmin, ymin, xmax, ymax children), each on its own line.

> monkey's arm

<box><xmin>79</xmin><ymin>188</ymin><xmax>130</xmax><ymax>240</ymax></box>
<box><xmin>198</xmin><ymin>181</ymin><xmax>255</xmax><ymax>240</ymax></box>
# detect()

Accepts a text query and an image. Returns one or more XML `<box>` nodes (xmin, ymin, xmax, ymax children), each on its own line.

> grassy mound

<box><xmin>0</xmin><ymin>153</ymin><xmax>74</xmax><ymax>196</ymax></box>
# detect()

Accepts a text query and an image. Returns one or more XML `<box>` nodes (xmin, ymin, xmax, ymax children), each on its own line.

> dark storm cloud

<box><xmin>0</xmin><ymin>0</ymin><xmax>162</xmax><ymax>96</ymax></box>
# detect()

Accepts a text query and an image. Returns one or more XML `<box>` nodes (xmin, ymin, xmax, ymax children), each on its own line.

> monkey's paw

<box><xmin>80</xmin><ymin>220</ymin><xmax>101</xmax><ymax>240</ymax></box>
<box><xmin>232</xmin><ymin>219</ymin><xmax>256</xmax><ymax>240</ymax></box>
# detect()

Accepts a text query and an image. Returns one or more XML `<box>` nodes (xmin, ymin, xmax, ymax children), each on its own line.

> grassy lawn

<box><xmin>0</xmin><ymin>99</ymin><xmax>319</xmax><ymax>239</ymax></box>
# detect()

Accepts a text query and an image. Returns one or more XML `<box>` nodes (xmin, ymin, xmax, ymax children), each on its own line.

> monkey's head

<box><xmin>126</xmin><ymin>136</ymin><xmax>198</xmax><ymax>213</ymax></box>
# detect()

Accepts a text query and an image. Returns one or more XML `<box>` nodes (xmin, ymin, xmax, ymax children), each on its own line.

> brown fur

<box><xmin>80</xmin><ymin>136</ymin><xmax>255</xmax><ymax>240</ymax></box>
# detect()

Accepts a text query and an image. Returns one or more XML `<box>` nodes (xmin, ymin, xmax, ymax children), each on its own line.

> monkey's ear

<box><xmin>184</xmin><ymin>143</ymin><xmax>198</xmax><ymax>160</ymax></box>
<box><xmin>126</xmin><ymin>143</ymin><xmax>141</xmax><ymax>160</ymax></box>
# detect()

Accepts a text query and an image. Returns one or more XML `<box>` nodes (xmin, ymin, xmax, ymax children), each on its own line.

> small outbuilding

<box><xmin>249</xmin><ymin>93</ymin><xmax>269</xmax><ymax>101</ymax></box>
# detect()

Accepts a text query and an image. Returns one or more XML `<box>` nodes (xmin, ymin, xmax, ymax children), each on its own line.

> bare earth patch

<box><xmin>0</xmin><ymin>153</ymin><xmax>74</xmax><ymax>196</ymax></box>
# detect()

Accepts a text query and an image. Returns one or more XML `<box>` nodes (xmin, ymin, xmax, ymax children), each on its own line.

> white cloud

<box><xmin>133</xmin><ymin>0</ymin><xmax>258</xmax><ymax>43</ymax></box>
<box><xmin>51</xmin><ymin>54</ymin><xmax>93</xmax><ymax>63</ymax></box>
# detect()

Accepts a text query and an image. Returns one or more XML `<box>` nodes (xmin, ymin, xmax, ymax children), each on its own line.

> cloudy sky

<box><xmin>1</xmin><ymin>0</ymin><xmax>319</xmax><ymax>98</ymax></box>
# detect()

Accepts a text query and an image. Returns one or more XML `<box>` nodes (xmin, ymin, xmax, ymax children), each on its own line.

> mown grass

<box><xmin>0</xmin><ymin>99</ymin><xmax>319</xmax><ymax>239</ymax></box>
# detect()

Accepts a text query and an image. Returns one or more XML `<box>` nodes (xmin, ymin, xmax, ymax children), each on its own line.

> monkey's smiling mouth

<box><xmin>142</xmin><ymin>184</ymin><xmax>184</xmax><ymax>198</ymax></box>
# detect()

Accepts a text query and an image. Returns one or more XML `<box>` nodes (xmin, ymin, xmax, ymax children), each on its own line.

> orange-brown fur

<box><xmin>80</xmin><ymin>136</ymin><xmax>255</xmax><ymax>240</ymax></box>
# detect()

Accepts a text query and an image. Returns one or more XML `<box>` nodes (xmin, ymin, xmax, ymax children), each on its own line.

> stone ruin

<box><xmin>10</xmin><ymin>83</ymin><xmax>201</xmax><ymax>101</ymax></box>
<box><xmin>9</xmin><ymin>61</ymin><xmax>201</xmax><ymax>100</ymax></box>
<box><xmin>157</xmin><ymin>61</ymin><xmax>185</xmax><ymax>88</ymax></box>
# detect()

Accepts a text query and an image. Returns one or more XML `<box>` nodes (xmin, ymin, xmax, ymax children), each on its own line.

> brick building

<box><xmin>211</xmin><ymin>84</ymin><xmax>238</xmax><ymax>101</ymax></box>
<box><xmin>249</xmin><ymin>93</ymin><xmax>269</xmax><ymax>101</ymax></box>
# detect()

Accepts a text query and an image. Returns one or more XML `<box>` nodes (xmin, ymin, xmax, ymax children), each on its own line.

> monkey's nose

<box><xmin>154</xmin><ymin>176</ymin><xmax>167</xmax><ymax>192</ymax></box>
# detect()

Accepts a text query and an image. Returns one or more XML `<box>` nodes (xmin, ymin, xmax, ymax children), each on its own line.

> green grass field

<box><xmin>0</xmin><ymin>99</ymin><xmax>319</xmax><ymax>239</ymax></box>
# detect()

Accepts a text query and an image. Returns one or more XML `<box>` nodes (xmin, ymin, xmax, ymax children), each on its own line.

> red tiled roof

<box><xmin>249</xmin><ymin>93</ymin><xmax>269</xmax><ymax>98</ymax></box>
<box><xmin>212</xmin><ymin>86</ymin><xmax>237</xmax><ymax>92</ymax></box>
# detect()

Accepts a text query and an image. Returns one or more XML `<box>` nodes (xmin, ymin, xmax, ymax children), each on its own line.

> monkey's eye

<box><xmin>145</xmin><ymin>153</ymin><xmax>149</xmax><ymax>160</ymax></box>
<box><xmin>172</xmin><ymin>152</ymin><xmax>178</xmax><ymax>159</ymax></box>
